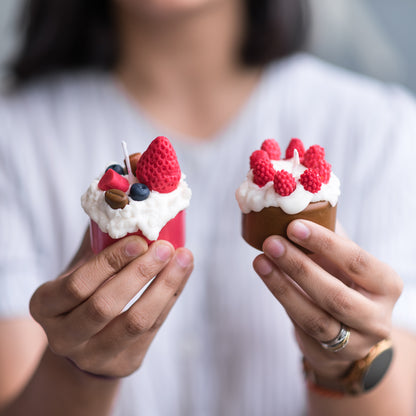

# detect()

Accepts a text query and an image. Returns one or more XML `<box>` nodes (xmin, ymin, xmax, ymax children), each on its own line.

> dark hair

<box><xmin>12</xmin><ymin>0</ymin><xmax>309</xmax><ymax>84</ymax></box>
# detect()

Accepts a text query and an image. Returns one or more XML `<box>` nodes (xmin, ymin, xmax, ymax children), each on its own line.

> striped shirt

<box><xmin>0</xmin><ymin>53</ymin><xmax>415</xmax><ymax>415</ymax></box>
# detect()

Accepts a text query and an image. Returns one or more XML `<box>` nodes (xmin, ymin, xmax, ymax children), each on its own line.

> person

<box><xmin>0</xmin><ymin>0</ymin><xmax>415</xmax><ymax>414</ymax></box>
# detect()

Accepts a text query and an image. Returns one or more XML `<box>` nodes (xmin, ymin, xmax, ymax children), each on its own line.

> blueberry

<box><xmin>105</xmin><ymin>164</ymin><xmax>125</xmax><ymax>175</ymax></box>
<box><xmin>130</xmin><ymin>183</ymin><xmax>150</xmax><ymax>201</ymax></box>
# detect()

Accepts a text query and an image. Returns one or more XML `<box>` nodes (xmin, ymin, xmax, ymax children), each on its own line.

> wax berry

<box><xmin>300</xmin><ymin>169</ymin><xmax>322</xmax><ymax>193</ymax></box>
<box><xmin>303</xmin><ymin>145</ymin><xmax>325</xmax><ymax>168</ymax></box>
<box><xmin>98</xmin><ymin>169</ymin><xmax>130</xmax><ymax>192</ymax></box>
<box><xmin>249</xmin><ymin>150</ymin><xmax>269</xmax><ymax>170</ymax></box>
<box><xmin>261</xmin><ymin>139</ymin><xmax>281</xmax><ymax>160</ymax></box>
<box><xmin>105</xmin><ymin>164</ymin><xmax>125</xmax><ymax>175</ymax></box>
<box><xmin>252</xmin><ymin>158</ymin><xmax>276</xmax><ymax>188</ymax></box>
<box><xmin>130</xmin><ymin>183</ymin><xmax>150</xmax><ymax>201</ymax></box>
<box><xmin>285</xmin><ymin>138</ymin><xmax>305</xmax><ymax>159</ymax></box>
<box><xmin>309</xmin><ymin>159</ymin><xmax>332</xmax><ymax>184</ymax></box>
<box><xmin>136</xmin><ymin>136</ymin><xmax>181</xmax><ymax>193</ymax></box>
<box><xmin>274</xmin><ymin>170</ymin><xmax>297</xmax><ymax>196</ymax></box>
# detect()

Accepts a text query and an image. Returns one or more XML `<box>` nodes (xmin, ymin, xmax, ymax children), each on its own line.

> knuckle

<box><xmin>99</xmin><ymin>250</ymin><xmax>125</xmax><ymax>274</ymax></box>
<box><xmin>29</xmin><ymin>287</ymin><xmax>45</xmax><ymax>320</ymax></box>
<box><xmin>124</xmin><ymin>311</ymin><xmax>153</xmax><ymax>336</ymax></box>
<box><xmin>271</xmin><ymin>278</ymin><xmax>290</xmax><ymax>299</ymax></box>
<box><xmin>161</xmin><ymin>273</ymin><xmax>181</xmax><ymax>292</ymax></box>
<box><xmin>286</xmin><ymin>256</ymin><xmax>308</xmax><ymax>280</ymax></box>
<box><xmin>373</xmin><ymin>322</ymin><xmax>391</xmax><ymax>340</ymax></box>
<box><xmin>303</xmin><ymin>314</ymin><xmax>333</xmax><ymax>340</ymax></box>
<box><xmin>324</xmin><ymin>289</ymin><xmax>353</xmax><ymax>317</ymax></box>
<box><xmin>48</xmin><ymin>335</ymin><xmax>70</xmax><ymax>356</ymax></box>
<box><xmin>346</xmin><ymin>247</ymin><xmax>369</xmax><ymax>276</ymax></box>
<box><xmin>62</xmin><ymin>276</ymin><xmax>88</xmax><ymax>303</ymax></box>
<box><xmin>136</xmin><ymin>260</ymin><xmax>158</xmax><ymax>280</ymax></box>
<box><xmin>86</xmin><ymin>295</ymin><xmax>116</xmax><ymax>324</ymax></box>
<box><xmin>389</xmin><ymin>272</ymin><xmax>404</xmax><ymax>298</ymax></box>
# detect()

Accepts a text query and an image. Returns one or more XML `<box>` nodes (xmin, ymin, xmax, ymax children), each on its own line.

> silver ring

<box><xmin>320</xmin><ymin>323</ymin><xmax>350</xmax><ymax>352</ymax></box>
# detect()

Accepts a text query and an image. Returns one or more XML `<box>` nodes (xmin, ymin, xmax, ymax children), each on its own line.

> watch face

<box><xmin>363</xmin><ymin>347</ymin><xmax>394</xmax><ymax>391</ymax></box>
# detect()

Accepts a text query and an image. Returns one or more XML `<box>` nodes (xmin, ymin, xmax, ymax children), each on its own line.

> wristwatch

<box><xmin>303</xmin><ymin>338</ymin><xmax>394</xmax><ymax>396</ymax></box>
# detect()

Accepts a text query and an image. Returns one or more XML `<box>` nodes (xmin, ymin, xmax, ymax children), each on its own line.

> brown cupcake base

<box><xmin>242</xmin><ymin>201</ymin><xmax>337</xmax><ymax>251</ymax></box>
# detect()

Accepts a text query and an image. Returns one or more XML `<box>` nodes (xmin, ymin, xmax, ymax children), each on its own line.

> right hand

<box><xmin>29</xmin><ymin>233</ymin><xmax>194</xmax><ymax>378</ymax></box>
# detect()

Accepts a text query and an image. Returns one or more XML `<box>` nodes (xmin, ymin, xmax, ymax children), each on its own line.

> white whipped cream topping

<box><xmin>235</xmin><ymin>158</ymin><xmax>340</xmax><ymax>215</ymax></box>
<box><xmin>81</xmin><ymin>173</ymin><xmax>192</xmax><ymax>240</ymax></box>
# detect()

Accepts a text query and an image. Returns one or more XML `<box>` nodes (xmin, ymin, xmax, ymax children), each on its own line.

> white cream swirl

<box><xmin>235</xmin><ymin>158</ymin><xmax>340</xmax><ymax>215</ymax></box>
<box><xmin>81</xmin><ymin>173</ymin><xmax>192</xmax><ymax>240</ymax></box>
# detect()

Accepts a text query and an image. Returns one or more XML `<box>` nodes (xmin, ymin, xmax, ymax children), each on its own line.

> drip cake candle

<box><xmin>235</xmin><ymin>138</ymin><xmax>340</xmax><ymax>251</ymax></box>
<box><xmin>82</xmin><ymin>136</ymin><xmax>192</xmax><ymax>253</ymax></box>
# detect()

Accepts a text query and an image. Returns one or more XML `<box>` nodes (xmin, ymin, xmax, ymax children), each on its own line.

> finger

<box><xmin>150</xmin><ymin>249</ymin><xmax>194</xmax><ymax>329</ymax></box>
<box><xmin>55</xmin><ymin>241</ymin><xmax>176</xmax><ymax>347</ymax></box>
<box><xmin>94</xmin><ymin>248</ymin><xmax>193</xmax><ymax>347</ymax></box>
<box><xmin>262</xmin><ymin>236</ymin><xmax>382</xmax><ymax>333</ymax></box>
<box><xmin>254</xmin><ymin>254</ymin><xmax>342</xmax><ymax>344</ymax></box>
<box><xmin>293</xmin><ymin>324</ymin><xmax>380</xmax><ymax>378</ymax></box>
<box><xmin>31</xmin><ymin>236</ymin><xmax>148</xmax><ymax>318</ymax></box>
<box><xmin>286</xmin><ymin>220</ymin><xmax>395</xmax><ymax>295</ymax></box>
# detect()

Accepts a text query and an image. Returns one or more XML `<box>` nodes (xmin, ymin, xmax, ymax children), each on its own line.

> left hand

<box><xmin>253</xmin><ymin>220</ymin><xmax>403</xmax><ymax>379</ymax></box>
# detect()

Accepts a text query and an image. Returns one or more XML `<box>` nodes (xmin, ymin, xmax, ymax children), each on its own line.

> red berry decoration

<box><xmin>250</xmin><ymin>149</ymin><xmax>269</xmax><ymax>170</ymax></box>
<box><xmin>300</xmin><ymin>169</ymin><xmax>322</xmax><ymax>193</ymax></box>
<box><xmin>136</xmin><ymin>136</ymin><xmax>181</xmax><ymax>193</ymax></box>
<box><xmin>273</xmin><ymin>170</ymin><xmax>297</xmax><ymax>196</ymax></box>
<box><xmin>98</xmin><ymin>169</ymin><xmax>130</xmax><ymax>192</ymax></box>
<box><xmin>261</xmin><ymin>138</ymin><xmax>281</xmax><ymax>160</ymax></box>
<box><xmin>310</xmin><ymin>159</ymin><xmax>332</xmax><ymax>184</ymax></box>
<box><xmin>285</xmin><ymin>138</ymin><xmax>305</xmax><ymax>159</ymax></box>
<box><xmin>252</xmin><ymin>158</ymin><xmax>276</xmax><ymax>188</ymax></box>
<box><xmin>303</xmin><ymin>145</ymin><xmax>325</xmax><ymax>168</ymax></box>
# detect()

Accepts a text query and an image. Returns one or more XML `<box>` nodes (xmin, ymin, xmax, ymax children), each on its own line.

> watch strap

<box><xmin>303</xmin><ymin>338</ymin><xmax>393</xmax><ymax>396</ymax></box>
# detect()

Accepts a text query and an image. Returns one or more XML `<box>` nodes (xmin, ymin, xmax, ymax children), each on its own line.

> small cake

<box><xmin>235</xmin><ymin>138</ymin><xmax>340</xmax><ymax>250</ymax></box>
<box><xmin>82</xmin><ymin>136</ymin><xmax>192</xmax><ymax>253</ymax></box>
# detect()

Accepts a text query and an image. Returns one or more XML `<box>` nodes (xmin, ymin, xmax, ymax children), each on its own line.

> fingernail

<box><xmin>155</xmin><ymin>243</ymin><xmax>173</xmax><ymax>261</ymax></box>
<box><xmin>175</xmin><ymin>250</ymin><xmax>193</xmax><ymax>268</ymax></box>
<box><xmin>266</xmin><ymin>238</ymin><xmax>285</xmax><ymax>258</ymax></box>
<box><xmin>255</xmin><ymin>257</ymin><xmax>273</xmax><ymax>276</ymax></box>
<box><xmin>291</xmin><ymin>221</ymin><xmax>311</xmax><ymax>240</ymax></box>
<box><xmin>125</xmin><ymin>241</ymin><xmax>144</xmax><ymax>257</ymax></box>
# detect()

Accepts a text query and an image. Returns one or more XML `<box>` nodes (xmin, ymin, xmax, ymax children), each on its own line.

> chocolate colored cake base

<box><xmin>242</xmin><ymin>201</ymin><xmax>337</xmax><ymax>251</ymax></box>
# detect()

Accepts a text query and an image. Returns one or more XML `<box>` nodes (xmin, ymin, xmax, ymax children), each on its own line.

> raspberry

<box><xmin>136</xmin><ymin>136</ymin><xmax>181</xmax><ymax>193</ymax></box>
<box><xmin>309</xmin><ymin>159</ymin><xmax>332</xmax><ymax>184</ymax></box>
<box><xmin>285</xmin><ymin>138</ymin><xmax>305</xmax><ymax>159</ymax></box>
<box><xmin>252</xmin><ymin>158</ymin><xmax>276</xmax><ymax>188</ymax></box>
<box><xmin>98</xmin><ymin>169</ymin><xmax>130</xmax><ymax>192</ymax></box>
<box><xmin>300</xmin><ymin>169</ymin><xmax>322</xmax><ymax>193</ymax></box>
<box><xmin>249</xmin><ymin>150</ymin><xmax>269</xmax><ymax>170</ymax></box>
<box><xmin>261</xmin><ymin>138</ymin><xmax>281</xmax><ymax>160</ymax></box>
<box><xmin>273</xmin><ymin>170</ymin><xmax>297</xmax><ymax>196</ymax></box>
<box><xmin>303</xmin><ymin>145</ymin><xmax>325</xmax><ymax>168</ymax></box>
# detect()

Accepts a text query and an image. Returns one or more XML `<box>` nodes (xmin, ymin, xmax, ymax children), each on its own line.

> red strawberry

<box><xmin>136</xmin><ymin>136</ymin><xmax>181</xmax><ymax>193</ymax></box>
<box><xmin>261</xmin><ymin>138</ymin><xmax>281</xmax><ymax>160</ymax></box>
<box><xmin>252</xmin><ymin>158</ymin><xmax>275</xmax><ymax>188</ymax></box>
<box><xmin>303</xmin><ymin>145</ymin><xmax>325</xmax><ymax>168</ymax></box>
<box><xmin>285</xmin><ymin>138</ymin><xmax>305</xmax><ymax>159</ymax></box>
<box><xmin>250</xmin><ymin>150</ymin><xmax>269</xmax><ymax>170</ymax></box>
<box><xmin>300</xmin><ymin>169</ymin><xmax>322</xmax><ymax>193</ymax></box>
<box><xmin>98</xmin><ymin>169</ymin><xmax>129</xmax><ymax>192</ymax></box>
<box><xmin>273</xmin><ymin>170</ymin><xmax>297</xmax><ymax>196</ymax></box>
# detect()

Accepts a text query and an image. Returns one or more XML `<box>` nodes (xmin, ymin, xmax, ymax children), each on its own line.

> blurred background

<box><xmin>0</xmin><ymin>0</ymin><xmax>415</xmax><ymax>93</ymax></box>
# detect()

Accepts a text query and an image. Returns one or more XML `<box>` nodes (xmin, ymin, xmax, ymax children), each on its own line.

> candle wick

<box><xmin>122</xmin><ymin>141</ymin><xmax>135</xmax><ymax>182</ymax></box>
